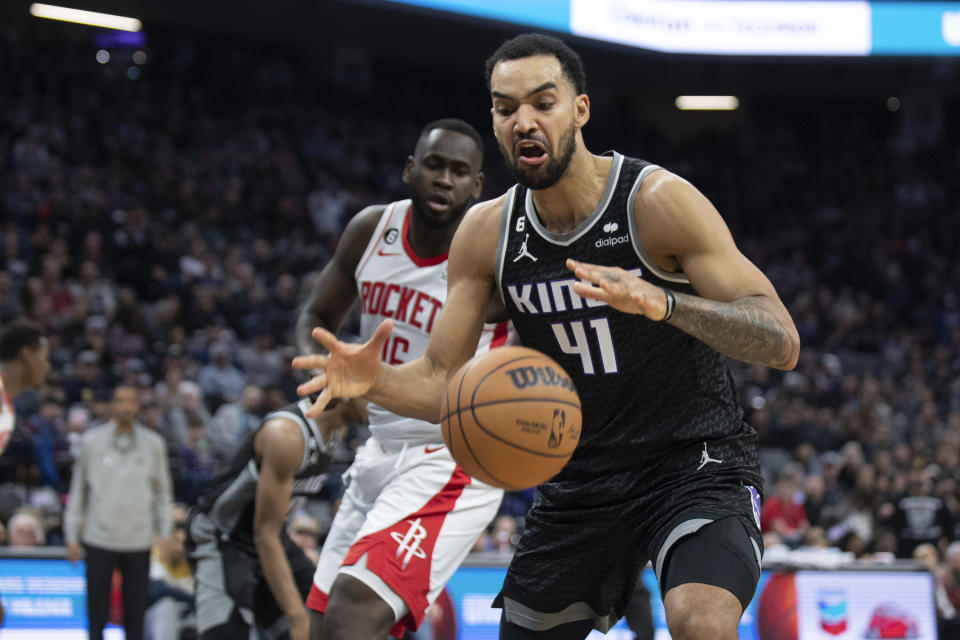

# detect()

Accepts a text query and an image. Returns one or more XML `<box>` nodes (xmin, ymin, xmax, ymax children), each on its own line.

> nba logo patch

<box><xmin>818</xmin><ymin>589</ymin><xmax>848</xmax><ymax>635</ymax></box>
<box><xmin>746</xmin><ymin>486</ymin><xmax>761</xmax><ymax>530</ymax></box>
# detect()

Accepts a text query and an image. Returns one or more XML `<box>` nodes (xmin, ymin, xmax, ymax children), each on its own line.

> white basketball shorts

<box><xmin>306</xmin><ymin>436</ymin><xmax>503</xmax><ymax>637</ymax></box>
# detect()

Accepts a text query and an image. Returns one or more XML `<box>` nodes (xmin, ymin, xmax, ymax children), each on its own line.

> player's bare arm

<box><xmin>294</xmin><ymin>205</ymin><xmax>385</xmax><ymax>357</ymax></box>
<box><xmin>570</xmin><ymin>170</ymin><xmax>800</xmax><ymax>370</ymax></box>
<box><xmin>294</xmin><ymin>196</ymin><xmax>504</xmax><ymax>420</ymax></box>
<box><xmin>253</xmin><ymin>419</ymin><xmax>310</xmax><ymax>640</ymax></box>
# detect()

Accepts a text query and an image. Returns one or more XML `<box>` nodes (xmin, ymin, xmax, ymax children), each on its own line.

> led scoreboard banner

<box><xmin>381</xmin><ymin>0</ymin><xmax>960</xmax><ymax>57</ymax></box>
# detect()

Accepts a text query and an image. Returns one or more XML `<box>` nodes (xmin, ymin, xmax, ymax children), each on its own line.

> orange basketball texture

<box><xmin>440</xmin><ymin>346</ymin><xmax>582</xmax><ymax>490</ymax></box>
<box><xmin>755</xmin><ymin>573</ymin><xmax>798</xmax><ymax>640</ymax></box>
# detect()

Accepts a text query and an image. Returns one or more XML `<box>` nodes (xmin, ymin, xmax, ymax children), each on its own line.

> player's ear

<box><xmin>472</xmin><ymin>171</ymin><xmax>484</xmax><ymax>199</ymax></box>
<box><xmin>574</xmin><ymin>94</ymin><xmax>590</xmax><ymax>128</ymax></box>
<box><xmin>401</xmin><ymin>155</ymin><xmax>415</xmax><ymax>184</ymax></box>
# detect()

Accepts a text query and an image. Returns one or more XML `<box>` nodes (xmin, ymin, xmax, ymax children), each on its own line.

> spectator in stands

<box><xmin>146</xmin><ymin>504</ymin><xmax>195</xmax><ymax>640</ymax></box>
<box><xmin>761</xmin><ymin>476</ymin><xmax>809</xmax><ymax>547</ymax></box>
<box><xmin>288</xmin><ymin>511</ymin><xmax>322</xmax><ymax>566</ymax></box>
<box><xmin>886</xmin><ymin>467</ymin><xmax>954</xmax><ymax>558</ymax></box>
<box><xmin>64</xmin><ymin>386</ymin><xmax>174</xmax><ymax>640</ymax></box>
<box><xmin>63</xmin><ymin>349</ymin><xmax>110</xmax><ymax>406</ymax></box>
<box><xmin>206</xmin><ymin>384</ymin><xmax>263</xmax><ymax>466</ymax></box>
<box><xmin>197</xmin><ymin>341</ymin><xmax>244</xmax><ymax>410</ymax></box>
<box><xmin>6</xmin><ymin>509</ymin><xmax>45</xmax><ymax>546</ymax></box>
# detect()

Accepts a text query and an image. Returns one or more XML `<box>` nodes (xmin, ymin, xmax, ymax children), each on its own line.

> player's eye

<box><xmin>537</xmin><ymin>102</ymin><xmax>553</xmax><ymax>111</ymax></box>
<box><xmin>496</xmin><ymin>107</ymin><xmax>515</xmax><ymax>117</ymax></box>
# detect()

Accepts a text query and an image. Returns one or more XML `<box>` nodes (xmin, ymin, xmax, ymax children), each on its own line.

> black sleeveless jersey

<box><xmin>495</xmin><ymin>152</ymin><xmax>755</xmax><ymax>478</ymax></box>
<box><xmin>195</xmin><ymin>400</ymin><xmax>334</xmax><ymax>544</ymax></box>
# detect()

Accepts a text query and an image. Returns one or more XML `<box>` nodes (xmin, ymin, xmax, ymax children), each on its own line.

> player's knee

<box><xmin>666</xmin><ymin>607</ymin><xmax>736</xmax><ymax>640</ymax></box>
<box><xmin>325</xmin><ymin>575</ymin><xmax>396</xmax><ymax>639</ymax></box>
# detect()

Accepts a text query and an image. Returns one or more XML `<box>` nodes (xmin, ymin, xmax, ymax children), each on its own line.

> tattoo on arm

<box><xmin>603</xmin><ymin>272</ymin><xmax>622</xmax><ymax>283</ymax></box>
<box><xmin>668</xmin><ymin>293</ymin><xmax>798</xmax><ymax>369</ymax></box>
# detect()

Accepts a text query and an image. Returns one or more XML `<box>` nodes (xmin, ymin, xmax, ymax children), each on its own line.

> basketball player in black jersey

<box><xmin>187</xmin><ymin>398</ymin><xmax>365</xmax><ymax>640</ymax></box>
<box><xmin>293</xmin><ymin>33</ymin><xmax>800</xmax><ymax>640</ymax></box>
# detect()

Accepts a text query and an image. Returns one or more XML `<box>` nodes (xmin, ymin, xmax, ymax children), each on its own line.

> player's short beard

<box><xmin>501</xmin><ymin>123</ymin><xmax>577</xmax><ymax>190</ymax></box>
<box><xmin>409</xmin><ymin>191</ymin><xmax>471</xmax><ymax>229</ymax></box>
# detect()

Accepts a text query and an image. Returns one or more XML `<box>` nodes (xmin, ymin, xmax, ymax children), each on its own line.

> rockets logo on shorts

<box><xmin>389</xmin><ymin>518</ymin><xmax>428</xmax><ymax>569</ymax></box>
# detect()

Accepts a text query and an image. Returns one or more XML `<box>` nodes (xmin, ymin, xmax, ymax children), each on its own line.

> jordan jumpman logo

<box><xmin>697</xmin><ymin>442</ymin><xmax>723</xmax><ymax>470</ymax></box>
<box><xmin>513</xmin><ymin>234</ymin><xmax>537</xmax><ymax>262</ymax></box>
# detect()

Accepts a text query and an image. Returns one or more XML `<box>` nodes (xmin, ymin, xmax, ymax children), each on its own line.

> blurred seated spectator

<box><xmin>491</xmin><ymin>514</ymin><xmax>519</xmax><ymax>554</ymax></box>
<box><xmin>287</xmin><ymin>511</ymin><xmax>321</xmax><ymax>566</ymax></box>
<box><xmin>802</xmin><ymin>527</ymin><xmax>830</xmax><ymax>549</ymax></box>
<box><xmin>886</xmin><ymin>467</ymin><xmax>954</xmax><ymax>558</ymax></box>
<box><xmin>206</xmin><ymin>384</ymin><xmax>263</xmax><ymax>467</ymax></box>
<box><xmin>63</xmin><ymin>349</ymin><xmax>111</xmax><ymax>407</ymax></box>
<box><xmin>146</xmin><ymin>504</ymin><xmax>195</xmax><ymax>640</ymax></box>
<box><xmin>7</xmin><ymin>509</ymin><xmax>45</xmax><ymax>547</ymax></box>
<box><xmin>174</xmin><ymin>414</ymin><xmax>214</xmax><ymax>506</ymax></box>
<box><xmin>236</xmin><ymin>332</ymin><xmax>284</xmax><ymax>389</ymax></box>
<box><xmin>65</xmin><ymin>404</ymin><xmax>91</xmax><ymax>458</ymax></box>
<box><xmin>197</xmin><ymin>342</ymin><xmax>244</xmax><ymax>411</ymax></box>
<box><xmin>158</xmin><ymin>379</ymin><xmax>209</xmax><ymax>451</ymax></box>
<box><xmin>30</xmin><ymin>486</ymin><xmax>64</xmax><ymax>545</ymax></box>
<box><xmin>761</xmin><ymin>476</ymin><xmax>809</xmax><ymax>547</ymax></box>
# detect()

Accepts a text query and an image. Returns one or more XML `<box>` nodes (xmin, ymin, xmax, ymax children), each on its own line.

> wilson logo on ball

<box><xmin>504</xmin><ymin>366</ymin><xmax>575</xmax><ymax>391</ymax></box>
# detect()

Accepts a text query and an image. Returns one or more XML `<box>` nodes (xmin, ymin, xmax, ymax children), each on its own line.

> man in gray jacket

<box><xmin>65</xmin><ymin>385</ymin><xmax>174</xmax><ymax>640</ymax></box>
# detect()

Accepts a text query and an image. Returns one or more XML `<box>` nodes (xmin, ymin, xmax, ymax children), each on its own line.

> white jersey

<box><xmin>355</xmin><ymin>200</ymin><xmax>513</xmax><ymax>448</ymax></box>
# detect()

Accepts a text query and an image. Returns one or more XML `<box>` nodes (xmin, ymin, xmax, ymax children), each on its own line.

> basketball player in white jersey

<box><xmin>294</xmin><ymin>118</ymin><xmax>513</xmax><ymax>640</ymax></box>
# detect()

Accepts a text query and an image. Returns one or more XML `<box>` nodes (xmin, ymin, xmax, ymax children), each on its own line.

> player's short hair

<box><xmin>485</xmin><ymin>33</ymin><xmax>587</xmax><ymax>96</ymax></box>
<box><xmin>418</xmin><ymin>118</ymin><xmax>484</xmax><ymax>159</ymax></box>
<box><xmin>0</xmin><ymin>321</ymin><xmax>45</xmax><ymax>362</ymax></box>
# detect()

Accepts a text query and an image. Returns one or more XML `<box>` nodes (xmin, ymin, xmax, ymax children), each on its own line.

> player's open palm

<box><xmin>567</xmin><ymin>259</ymin><xmax>668</xmax><ymax>319</ymax></box>
<box><xmin>293</xmin><ymin>320</ymin><xmax>394</xmax><ymax>417</ymax></box>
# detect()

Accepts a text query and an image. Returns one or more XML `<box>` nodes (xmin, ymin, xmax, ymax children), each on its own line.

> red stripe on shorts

<box><xmin>305</xmin><ymin>583</ymin><xmax>328</xmax><ymax>613</ymax></box>
<box><xmin>341</xmin><ymin>466</ymin><xmax>472</xmax><ymax>634</ymax></box>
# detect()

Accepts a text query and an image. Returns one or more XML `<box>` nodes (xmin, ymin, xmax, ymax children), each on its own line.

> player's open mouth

<box><xmin>426</xmin><ymin>193</ymin><xmax>451</xmax><ymax>212</ymax></box>
<box><xmin>516</xmin><ymin>140</ymin><xmax>547</xmax><ymax>166</ymax></box>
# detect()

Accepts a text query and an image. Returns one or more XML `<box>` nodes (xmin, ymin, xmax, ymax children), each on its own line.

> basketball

<box><xmin>755</xmin><ymin>573</ymin><xmax>798</xmax><ymax>640</ymax></box>
<box><xmin>440</xmin><ymin>346</ymin><xmax>582</xmax><ymax>490</ymax></box>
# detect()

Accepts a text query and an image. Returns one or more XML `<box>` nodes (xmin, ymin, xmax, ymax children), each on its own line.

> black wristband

<box><xmin>661</xmin><ymin>288</ymin><xmax>676</xmax><ymax>322</ymax></box>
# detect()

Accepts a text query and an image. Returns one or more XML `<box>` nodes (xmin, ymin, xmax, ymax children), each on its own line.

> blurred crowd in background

<box><xmin>1</xmin><ymin>19</ymin><xmax>960</xmax><ymax>630</ymax></box>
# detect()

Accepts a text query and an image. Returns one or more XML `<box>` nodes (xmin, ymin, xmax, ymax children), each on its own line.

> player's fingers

<box><xmin>291</xmin><ymin>354</ymin><xmax>329</xmax><ymax>370</ymax></box>
<box><xmin>296</xmin><ymin>371</ymin><xmax>327</xmax><ymax>397</ymax></box>
<box><xmin>567</xmin><ymin>258</ymin><xmax>602</xmax><ymax>283</ymax></box>
<box><xmin>304</xmin><ymin>388</ymin><xmax>332</xmax><ymax>418</ymax></box>
<box><xmin>369</xmin><ymin>319</ymin><xmax>394</xmax><ymax>349</ymax></box>
<box><xmin>572</xmin><ymin>281</ymin><xmax>613</xmax><ymax>303</ymax></box>
<box><xmin>311</xmin><ymin>326</ymin><xmax>341</xmax><ymax>351</ymax></box>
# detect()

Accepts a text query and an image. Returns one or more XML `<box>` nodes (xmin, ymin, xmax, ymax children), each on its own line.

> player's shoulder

<box><xmin>461</xmin><ymin>193</ymin><xmax>509</xmax><ymax>233</ymax></box>
<box><xmin>341</xmin><ymin>203</ymin><xmax>389</xmax><ymax>241</ymax></box>
<box><xmin>260</xmin><ymin>403</ymin><xmax>309</xmax><ymax>440</ymax></box>
<box><xmin>256</xmin><ymin>408</ymin><xmax>307</xmax><ymax>467</ymax></box>
<box><xmin>632</xmin><ymin>168</ymin><xmax>698</xmax><ymax>210</ymax></box>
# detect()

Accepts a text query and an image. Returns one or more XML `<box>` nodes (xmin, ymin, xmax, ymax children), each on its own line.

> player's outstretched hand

<box><xmin>292</xmin><ymin>320</ymin><xmax>394</xmax><ymax>417</ymax></box>
<box><xmin>567</xmin><ymin>258</ymin><xmax>669</xmax><ymax>320</ymax></box>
